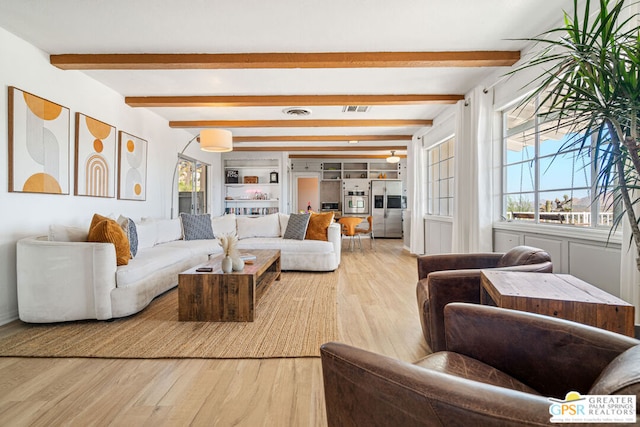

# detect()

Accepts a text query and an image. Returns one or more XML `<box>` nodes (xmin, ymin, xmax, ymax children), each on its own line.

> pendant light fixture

<box><xmin>199</xmin><ymin>128</ymin><xmax>233</xmax><ymax>152</ymax></box>
<box><xmin>386</xmin><ymin>150</ymin><xmax>400</xmax><ymax>163</ymax></box>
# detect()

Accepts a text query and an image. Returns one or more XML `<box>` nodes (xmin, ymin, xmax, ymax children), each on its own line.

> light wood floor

<box><xmin>0</xmin><ymin>238</ymin><xmax>428</xmax><ymax>426</ymax></box>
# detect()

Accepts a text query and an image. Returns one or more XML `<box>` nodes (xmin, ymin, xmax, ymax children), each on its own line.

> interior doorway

<box><xmin>293</xmin><ymin>174</ymin><xmax>320</xmax><ymax>213</ymax></box>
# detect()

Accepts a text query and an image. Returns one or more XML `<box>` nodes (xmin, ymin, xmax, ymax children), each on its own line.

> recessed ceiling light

<box><xmin>283</xmin><ymin>107</ymin><xmax>312</xmax><ymax>116</ymax></box>
<box><xmin>348</xmin><ymin>140</ymin><xmax>358</xmax><ymax>144</ymax></box>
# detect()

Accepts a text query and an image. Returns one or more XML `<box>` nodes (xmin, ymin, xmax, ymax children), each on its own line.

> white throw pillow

<box><xmin>211</xmin><ymin>213</ymin><xmax>237</xmax><ymax>236</ymax></box>
<box><xmin>135</xmin><ymin>220</ymin><xmax>157</xmax><ymax>249</ymax></box>
<box><xmin>155</xmin><ymin>218</ymin><xmax>183</xmax><ymax>243</ymax></box>
<box><xmin>278</xmin><ymin>213</ymin><xmax>290</xmax><ymax>237</ymax></box>
<box><xmin>48</xmin><ymin>224</ymin><xmax>88</xmax><ymax>242</ymax></box>
<box><xmin>236</xmin><ymin>214</ymin><xmax>281</xmax><ymax>240</ymax></box>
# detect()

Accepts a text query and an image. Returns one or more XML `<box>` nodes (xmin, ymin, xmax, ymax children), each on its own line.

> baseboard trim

<box><xmin>0</xmin><ymin>310</ymin><xmax>19</xmax><ymax>326</ymax></box>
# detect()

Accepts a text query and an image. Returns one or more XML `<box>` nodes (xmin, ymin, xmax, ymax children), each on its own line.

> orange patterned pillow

<box><xmin>305</xmin><ymin>212</ymin><xmax>334</xmax><ymax>241</ymax></box>
<box><xmin>87</xmin><ymin>214</ymin><xmax>131</xmax><ymax>266</ymax></box>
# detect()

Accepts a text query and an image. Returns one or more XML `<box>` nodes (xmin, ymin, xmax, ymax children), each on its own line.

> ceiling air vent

<box><xmin>342</xmin><ymin>105</ymin><xmax>370</xmax><ymax>113</ymax></box>
<box><xmin>283</xmin><ymin>107</ymin><xmax>312</xmax><ymax>116</ymax></box>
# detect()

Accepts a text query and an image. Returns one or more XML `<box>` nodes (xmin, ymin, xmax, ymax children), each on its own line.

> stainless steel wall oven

<box><xmin>343</xmin><ymin>195</ymin><xmax>369</xmax><ymax>214</ymax></box>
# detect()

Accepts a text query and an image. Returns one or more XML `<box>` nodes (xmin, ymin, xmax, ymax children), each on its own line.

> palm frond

<box><xmin>509</xmin><ymin>0</ymin><xmax>640</xmax><ymax>265</ymax></box>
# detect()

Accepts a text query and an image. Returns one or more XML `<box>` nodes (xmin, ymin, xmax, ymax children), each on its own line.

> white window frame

<box><xmin>177</xmin><ymin>154</ymin><xmax>210</xmax><ymax>215</ymax></box>
<box><xmin>426</xmin><ymin>136</ymin><xmax>455</xmax><ymax>217</ymax></box>
<box><xmin>501</xmin><ymin>97</ymin><xmax>613</xmax><ymax>229</ymax></box>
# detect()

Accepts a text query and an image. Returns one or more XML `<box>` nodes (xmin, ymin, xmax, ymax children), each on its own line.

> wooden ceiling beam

<box><xmin>51</xmin><ymin>51</ymin><xmax>520</xmax><ymax>70</ymax></box>
<box><xmin>232</xmin><ymin>145</ymin><xmax>407</xmax><ymax>152</ymax></box>
<box><xmin>233</xmin><ymin>135</ymin><xmax>413</xmax><ymax>142</ymax></box>
<box><xmin>125</xmin><ymin>94</ymin><xmax>464</xmax><ymax>107</ymax></box>
<box><xmin>289</xmin><ymin>154</ymin><xmax>407</xmax><ymax>159</ymax></box>
<box><xmin>170</xmin><ymin>119</ymin><xmax>432</xmax><ymax>128</ymax></box>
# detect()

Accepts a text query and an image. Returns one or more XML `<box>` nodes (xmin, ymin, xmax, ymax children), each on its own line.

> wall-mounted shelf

<box><xmin>224</xmin><ymin>199</ymin><xmax>279</xmax><ymax>203</ymax></box>
<box><xmin>320</xmin><ymin>161</ymin><xmax>401</xmax><ymax>180</ymax></box>
<box><xmin>369</xmin><ymin>162</ymin><xmax>400</xmax><ymax>179</ymax></box>
<box><xmin>225</xmin><ymin>183</ymin><xmax>279</xmax><ymax>187</ymax></box>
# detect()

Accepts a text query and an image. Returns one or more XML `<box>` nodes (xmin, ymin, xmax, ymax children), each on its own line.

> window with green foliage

<box><xmin>178</xmin><ymin>156</ymin><xmax>209</xmax><ymax>215</ymax></box>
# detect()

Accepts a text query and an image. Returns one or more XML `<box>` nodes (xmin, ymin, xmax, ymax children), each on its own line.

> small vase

<box><xmin>221</xmin><ymin>255</ymin><xmax>233</xmax><ymax>273</ymax></box>
<box><xmin>232</xmin><ymin>256</ymin><xmax>245</xmax><ymax>271</ymax></box>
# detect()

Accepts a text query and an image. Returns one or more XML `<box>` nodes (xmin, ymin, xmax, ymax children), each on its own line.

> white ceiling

<box><xmin>0</xmin><ymin>0</ymin><xmax>578</xmax><ymax>156</ymax></box>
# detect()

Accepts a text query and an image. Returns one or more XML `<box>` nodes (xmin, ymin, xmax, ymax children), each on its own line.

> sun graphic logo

<box><xmin>549</xmin><ymin>391</ymin><xmax>586</xmax><ymax>419</ymax></box>
<box><xmin>549</xmin><ymin>391</ymin><xmax>636</xmax><ymax>423</ymax></box>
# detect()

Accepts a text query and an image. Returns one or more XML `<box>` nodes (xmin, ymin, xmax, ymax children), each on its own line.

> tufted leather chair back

<box><xmin>497</xmin><ymin>245</ymin><xmax>552</xmax><ymax>268</ymax></box>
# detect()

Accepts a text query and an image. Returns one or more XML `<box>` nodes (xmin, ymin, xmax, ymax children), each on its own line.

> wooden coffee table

<box><xmin>178</xmin><ymin>249</ymin><xmax>281</xmax><ymax>322</ymax></box>
<box><xmin>480</xmin><ymin>271</ymin><xmax>635</xmax><ymax>336</ymax></box>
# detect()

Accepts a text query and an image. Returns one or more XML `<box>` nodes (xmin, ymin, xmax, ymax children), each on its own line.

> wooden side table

<box><xmin>178</xmin><ymin>249</ymin><xmax>281</xmax><ymax>322</ymax></box>
<box><xmin>480</xmin><ymin>270</ymin><xmax>635</xmax><ymax>337</ymax></box>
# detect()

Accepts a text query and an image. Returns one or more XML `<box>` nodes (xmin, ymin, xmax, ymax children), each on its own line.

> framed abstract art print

<box><xmin>117</xmin><ymin>131</ymin><xmax>148</xmax><ymax>201</ymax></box>
<box><xmin>8</xmin><ymin>87</ymin><xmax>70</xmax><ymax>194</ymax></box>
<box><xmin>74</xmin><ymin>113</ymin><xmax>116</xmax><ymax>197</ymax></box>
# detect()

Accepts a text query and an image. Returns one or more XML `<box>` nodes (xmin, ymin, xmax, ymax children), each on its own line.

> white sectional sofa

<box><xmin>16</xmin><ymin>213</ymin><xmax>341</xmax><ymax>323</ymax></box>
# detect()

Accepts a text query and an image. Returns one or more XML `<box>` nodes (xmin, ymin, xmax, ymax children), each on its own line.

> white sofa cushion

<box><xmin>161</xmin><ymin>239</ymin><xmax>223</xmax><ymax>257</ymax></box>
<box><xmin>116</xmin><ymin>245</ymin><xmax>193</xmax><ymax>288</ymax></box>
<box><xmin>211</xmin><ymin>213</ymin><xmax>237</xmax><ymax>236</ymax></box>
<box><xmin>237</xmin><ymin>237</ymin><xmax>338</xmax><ymax>271</ymax></box>
<box><xmin>237</xmin><ymin>214</ymin><xmax>280</xmax><ymax>239</ymax></box>
<box><xmin>237</xmin><ymin>237</ymin><xmax>333</xmax><ymax>254</ymax></box>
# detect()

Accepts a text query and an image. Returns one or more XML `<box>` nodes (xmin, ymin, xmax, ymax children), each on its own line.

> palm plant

<box><xmin>511</xmin><ymin>0</ymin><xmax>640</xmax><ymax>269</ymax></box>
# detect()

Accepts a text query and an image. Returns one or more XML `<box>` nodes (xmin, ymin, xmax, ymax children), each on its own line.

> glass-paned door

<box><xmin>178</xmin><ymin>156</ymin><xmax>209</xmax><ymax>215</ymax></box>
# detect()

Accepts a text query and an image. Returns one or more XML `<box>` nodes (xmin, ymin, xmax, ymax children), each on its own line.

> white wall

<box><xmin>0</xmin><ymin>27</ymin><xmax>219</xmax><ymax>324</ymax></box>
<box><xmin>424</xmin><ymin>217</ymin><xmax>453</xmax><ymax>255</ymax></box>
<box><xmin>494</xmin><ymin>224</ymin><xmax>622</xmax><ymax>297</ymax></box>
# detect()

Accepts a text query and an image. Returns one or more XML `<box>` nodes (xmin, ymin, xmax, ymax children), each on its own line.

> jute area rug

<box><xmin>0</xmin><ymin>271</ymin><xmax>338</xmax><ymax>359</ymax></box>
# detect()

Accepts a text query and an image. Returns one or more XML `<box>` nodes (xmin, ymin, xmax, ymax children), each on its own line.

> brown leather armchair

<box><xmin>416</xmin><ymin>245</ymin><xmax>552</xmax><ymax>352</ymax></box>
<box><xmin>321</xmin><ymin>303</ymin><xmax>640</xmax><ymax>427</ymax></box>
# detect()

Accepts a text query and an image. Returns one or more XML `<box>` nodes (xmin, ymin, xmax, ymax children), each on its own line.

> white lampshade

<box><xmin>386</xmin><ymin>151</ymin><xmax>400</xmax><ymax>163</ymax></box>
<box><xmin>199</xmin><ymin>129</ymin><xmax>233</xmax><ymax>152</ymax></box>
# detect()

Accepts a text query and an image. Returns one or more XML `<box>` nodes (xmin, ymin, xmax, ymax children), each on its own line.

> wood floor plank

<box><xmin>0</xmin><ymin>358</ymin><xmax>62</xmax><ymax>400</ymax></box>
<box><xmin>0</xmin><ymin>239</ymin><xmax>426</xmax><ymax>426</ymax></box>
<box><xmin>0</xmin><ymin>401</ymin><xmax>49</xmax><ymax>426</ymax></box>
<box><xmin>135</xmin><ymin>359</ymin><xmax>209</xmax><ymax>408</ymax></box>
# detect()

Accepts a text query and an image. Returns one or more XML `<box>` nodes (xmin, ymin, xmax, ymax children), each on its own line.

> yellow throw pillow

<box><xmin>305</xmin><ymin>212</ymin><xmax>334</xmax><ymax>241</ymax></box>
<box><xmin>87</xmin><ymin>214</ymin><xmax>131</xmax><ymax>266</ymax></box>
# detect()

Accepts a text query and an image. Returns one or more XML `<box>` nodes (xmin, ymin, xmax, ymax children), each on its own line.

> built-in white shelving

<box><xmin>320</xmin><ymin>161</ymin><xmax>401</xmax><ymax>180</ymax></box>
<box><xmin>223</xmin><ymin>158</ymin><xmax>281</xmax><ymax>216</ymax></box>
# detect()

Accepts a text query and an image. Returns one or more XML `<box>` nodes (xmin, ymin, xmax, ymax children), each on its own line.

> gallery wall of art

<box><xmin>0</xmin><ymin>26</ymin><xmax>212</xmax><ymax>324</ymax></box>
